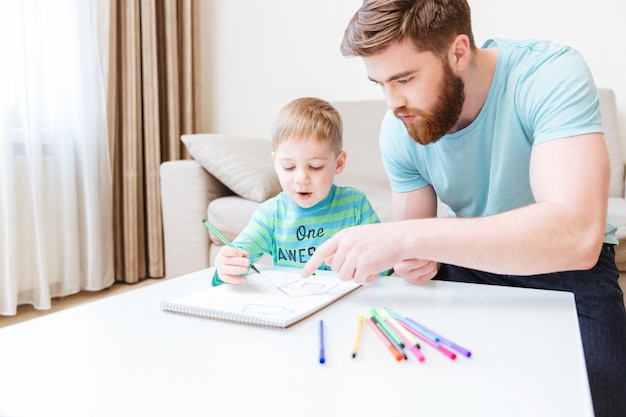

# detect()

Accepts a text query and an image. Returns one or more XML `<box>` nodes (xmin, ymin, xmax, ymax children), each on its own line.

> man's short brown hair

<box><xmin>341</xmin><ymin>0</ymin><xmax>476</xmax><ymax>59</ymax></box>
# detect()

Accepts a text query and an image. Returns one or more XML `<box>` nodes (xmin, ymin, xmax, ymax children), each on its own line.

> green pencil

<box><xmin>202</xmin><ymin>219</ymin><xmax>261</xmax><ymax>274</ymax></box>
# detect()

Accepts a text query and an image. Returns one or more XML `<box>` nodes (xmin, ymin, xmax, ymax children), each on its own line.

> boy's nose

<box><xmin>295</xmin><ymin>169</ymin><xmax>310</xmax><ymax>184</ymax></box>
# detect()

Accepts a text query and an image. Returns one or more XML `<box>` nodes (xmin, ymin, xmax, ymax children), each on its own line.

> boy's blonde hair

<box><xmin>271</xmin><ymin>97</ymin><xmax>343</xmax><ymax>153</ymax></box>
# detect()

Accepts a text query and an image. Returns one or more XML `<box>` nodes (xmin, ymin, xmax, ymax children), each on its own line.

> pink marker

<box><xmin>385</xmin><ymin>318</ymin><xmax>425</xmax><ymax>363</ymax></box>
<box><xmin>406</xmin><ymin>318</ymin><xmax>472</xmax><ymax>358</ymax></box>
<box><xmin>398</xmin><ymin>319</ymin><xmax>457</xmax><ymax>361</ymax></box>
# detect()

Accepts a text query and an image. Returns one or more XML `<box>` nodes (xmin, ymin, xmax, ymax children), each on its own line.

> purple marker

<box><xmin>406</xmin><ymin>318</ymin><xmax>472</xmax><ymax>358</ymax></box>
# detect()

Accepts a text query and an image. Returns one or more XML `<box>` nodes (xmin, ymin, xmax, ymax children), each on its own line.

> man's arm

<box><xmin>525</xmin><ymin>132</ymin><xmax>610</xmax><ymax>270</ymax></box>
<box><xmin>392</xmin><ymin>184</ymin><xmax>438</xmax><ymax>221</ymax></box>
<box><xmin>389</xmin><ymin>185</ymin><xmax>441</xmax><ymax>283</ymax></box>
<box><xmin>414</xmin><ymin>132</ymin><xmax>610</xmax><ymax>275</ymax></box>
<box><xmin>302</xmin><ymin>133</ymin><xmax>610</xmax><ymax>281</ymax></box>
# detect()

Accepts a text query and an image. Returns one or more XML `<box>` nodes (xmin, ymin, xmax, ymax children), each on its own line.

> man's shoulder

<box><xmin>485</xmin><ymin>38</ymin><xmax>583</xmax><ymax>70</ymax></box>
<box><xmin>487</xmin><ymin>38</ymin><xmax>593</xmax><ymax>103</ymax></box>
<box><xmin>483</xmin><ymin>38</ymin><xmax>573</xmax><ymax>54</ymax></box>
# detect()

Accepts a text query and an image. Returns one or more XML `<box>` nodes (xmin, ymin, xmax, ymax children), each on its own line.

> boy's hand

<box><xmin>215</xmin><ymin>246</ymin><xmax>253</xmax><ymax>284</ymax></box>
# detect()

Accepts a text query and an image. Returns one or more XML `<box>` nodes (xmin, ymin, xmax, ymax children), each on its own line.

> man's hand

<box><xmin>302</xmin><ymin>224</ymin><xmax>396</xmax><ymax>283</ymax></box>
<box><xmin>301</xmin><ymin>223</ymin><xmax>439</xmax><ymax>285</ymax></box>
<box><xmin>392</xmin><ymin>258</ymin><xmax>440</xmax><ymax>284</ymax></box>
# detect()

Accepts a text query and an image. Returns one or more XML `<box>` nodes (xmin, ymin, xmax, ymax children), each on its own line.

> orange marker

<box><xmin>365</xmin><ymin>318</ymin><xmax>404</xmax><ymax>362</ymax></box>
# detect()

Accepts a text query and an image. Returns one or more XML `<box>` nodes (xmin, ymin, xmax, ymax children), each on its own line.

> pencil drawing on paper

<box><xmin>278</xmin><ymin>278</ymin><xmax>339</xmax><ymax>298</ymax></box>
<box><xmin>241</xmin><ymin>304</ymin><xmax>295</xmax><ymax>315</ymax></box>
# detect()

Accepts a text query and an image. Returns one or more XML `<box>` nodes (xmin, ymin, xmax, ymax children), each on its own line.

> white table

<box><xmin>0</xmin><ymin>267</ymin><xmax>594</xmax><ymax>417</ymax></box>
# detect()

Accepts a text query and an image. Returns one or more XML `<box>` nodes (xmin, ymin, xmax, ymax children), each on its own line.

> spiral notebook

<box><xmin>160</xmin><ymin>266</ymin><xmax>362</xmax><ymax>328</ymax></box>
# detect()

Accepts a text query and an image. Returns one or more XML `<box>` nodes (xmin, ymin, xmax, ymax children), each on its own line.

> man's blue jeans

<box><xmin>435</xmin><ymin>244</ymin><xmax>626</xmax><ymax>417</ymax></box>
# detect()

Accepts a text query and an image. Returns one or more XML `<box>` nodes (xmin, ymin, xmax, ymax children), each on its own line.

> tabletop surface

<box><xmin>0</xmin><ymin>267</ymin><xmax>594</xmax><ymax>417</ymax></box>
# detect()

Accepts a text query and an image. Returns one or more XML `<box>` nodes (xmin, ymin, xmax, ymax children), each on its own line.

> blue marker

<box><xmin>384</xmin><ymin>307</ymin><xmax>440</xmax><ymax>342</ymax></box>
<box><xmin>319</xmin><ymin>320</ymin><xmax>325</xmax><ymax>364</ymax></box>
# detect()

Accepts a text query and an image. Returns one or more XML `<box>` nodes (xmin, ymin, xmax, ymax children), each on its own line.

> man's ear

<box><xmin>449</xmin><ymin>34</ymin><xmax>471</xmax><ymax>72</ymax></box>
<box><xmin>335</xmin><ymin>150</ymin><xmax>347</xmax><ymax>174</ymax></box>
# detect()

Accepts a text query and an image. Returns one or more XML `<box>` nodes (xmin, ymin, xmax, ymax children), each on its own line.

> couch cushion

<box><xmin>608</xmin><ymin>198</ymin><xmax>626</xmax><ymax>240</ymax></box>
<box><xmin>182</xmin><ymin>134</ymin><xmax>282</xmax><ymax>203</ymax></box>
<box><xmin>207</xmin><ymin>196</ymin><xmax>260</xmax><ymax>243</ymax></box>
<box><xmin>598</xmin><ymin>89</ymin><xmax>625</xmax><ymax>198</ymax></box>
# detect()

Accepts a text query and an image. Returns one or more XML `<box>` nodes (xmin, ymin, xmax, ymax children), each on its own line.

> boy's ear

<box><xmin>271</xmin><ymin>151</ymin><xmax>280</xmax><ymax>173</ymax></box>
<box><xmin>335</xmin><ymin>150</ymin><xmax>347</xmax><ymax>174</ymax></box>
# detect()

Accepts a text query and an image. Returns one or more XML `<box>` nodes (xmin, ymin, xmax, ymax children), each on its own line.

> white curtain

<box><xmin>0</xmin><ymin>0</ymin><xmax>114</xmax><ymax>314</ymax></box>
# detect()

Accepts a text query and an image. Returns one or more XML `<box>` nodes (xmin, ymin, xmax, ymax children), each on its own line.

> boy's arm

<box><xmin>213</xmin><ymin>203</ymin><xmax>276</xmax><ymax>286</ymax></box>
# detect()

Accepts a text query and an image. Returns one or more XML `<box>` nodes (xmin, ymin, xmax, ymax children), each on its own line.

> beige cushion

<box><xmin>182</xmin><ymin>133</ymin><xmax>281</xmax><ymax>203</ymax></box>
<box><xmin>598</xmin><ymin>89</ymin><xmax>625</xmax><ymax>198</ymax></box>
<box><xmin>608</xmin><ymin>197</ymin><xmax>626</xmax><ymax>239</ymax></box>
<box><xmin>207</xmin><ymin>196</ymin><xmax>260</xmax><ymax>243</ymax></box>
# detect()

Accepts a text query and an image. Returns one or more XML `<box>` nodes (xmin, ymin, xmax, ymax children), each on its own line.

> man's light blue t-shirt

<box><xmin>380</xmin><ymin>38</ymin><xmax>617</xmax><ymax>244</ymax></box>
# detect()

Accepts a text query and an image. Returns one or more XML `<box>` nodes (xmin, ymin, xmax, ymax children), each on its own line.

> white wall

<box><xmin>199</xmin><ymin>0</ymin><xmax>626</xmax><ymax>160</ymax></box>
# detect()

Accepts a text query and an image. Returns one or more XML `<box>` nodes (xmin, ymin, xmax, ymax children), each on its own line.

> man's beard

<box><xmin>395</xmin><ymin>63</ymin><xmax>465</xmax><ymax>145</ymax></box>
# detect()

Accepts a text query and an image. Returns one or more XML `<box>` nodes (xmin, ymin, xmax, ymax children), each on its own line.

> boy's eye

<box><xmin>310</xmin><ymin>165</ymin><xmax>324</xmax><ymax>171</ymax></box>
<box><xmin>282</xmin><ymin>166</ymin><xmax>295</xmax><ymax>171</ymax></box>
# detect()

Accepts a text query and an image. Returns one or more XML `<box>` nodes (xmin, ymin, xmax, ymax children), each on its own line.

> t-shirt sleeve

<box><xmin>514</xmin><ymin>45</ymin><xmax>603</xmax><ymax>145</ymax></box>
<box><xmin>232</xmin><ymin>200</ymin><xmax>277</xmax><ymax>264</ymax></box>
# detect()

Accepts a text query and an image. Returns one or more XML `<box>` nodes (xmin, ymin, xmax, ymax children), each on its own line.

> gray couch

<box><xmin>160</xmin><ymin>88</ymin><xmax>626</xmax><ymax>279</ymax></box>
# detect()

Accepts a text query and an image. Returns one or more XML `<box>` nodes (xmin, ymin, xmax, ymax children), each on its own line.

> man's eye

<box><xmin>397</xmin><ymin>77</ymin><xmax>412</xmax><ymax>84</ymax></box>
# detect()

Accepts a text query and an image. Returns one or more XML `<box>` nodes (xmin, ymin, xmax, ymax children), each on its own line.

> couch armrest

<box><xmin>160</xmin><ymin>159</ymin><xmax>232</xmax><ymax>278</ymax></box>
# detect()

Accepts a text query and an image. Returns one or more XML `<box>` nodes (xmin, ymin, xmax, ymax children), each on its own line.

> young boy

<box><xmin>212</xmin><ymin>97</ymin><xmax>380</xmax><ymax>285</ymax></box>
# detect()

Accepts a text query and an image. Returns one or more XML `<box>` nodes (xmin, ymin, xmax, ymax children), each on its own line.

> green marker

<box><xmin>202</xmin><ymin>219</ymin><xmax>260</xmax><ymax>274</ymax></box>
<box><xmin>370</xmin><ymin>308</ymin><xmax>405</xmax><ymax>349</ymax></box>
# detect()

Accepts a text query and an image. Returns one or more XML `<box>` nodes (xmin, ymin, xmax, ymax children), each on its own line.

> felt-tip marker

<box><xmin>202</xmin><ymin>219</ymin><xmax>260</xmax><ymax>274</ymax></box>
<box><xmin>352</xmin><ymin>315</ymin><xmax>364</xmax><ymax>359</ymax></box>
<box><xmin>365</xmin><ymin>318</ymin><xmax>404</xmax><ymax>362</ymax></box>
<box><xmin>319</xmin><ymin>319</ymin><xmax>325</xmax><ymax>364</ymax></box>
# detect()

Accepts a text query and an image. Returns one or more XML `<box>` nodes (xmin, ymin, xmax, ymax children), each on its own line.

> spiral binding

<box><xmin>160</xmin><ymin>300</ymin><xmax>285</xmax><ymax>328</ymax></box>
